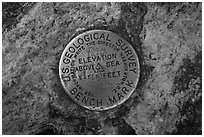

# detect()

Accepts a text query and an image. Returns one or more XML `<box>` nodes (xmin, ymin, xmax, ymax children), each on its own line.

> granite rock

<box><xmin>2</xmin><ymin>2</ymin><xmax>202</xmax><ymax>135</ymax></box>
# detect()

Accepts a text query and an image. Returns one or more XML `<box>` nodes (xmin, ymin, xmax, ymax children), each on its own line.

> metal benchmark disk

<box><xmin>59</xmin><ymin>30</ymin><xmax>140</xmax><ymax>111</ymax></box>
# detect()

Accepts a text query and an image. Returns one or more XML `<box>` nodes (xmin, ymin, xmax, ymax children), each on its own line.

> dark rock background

<box><xmin>2</xmin><ymin>2</ymin><xmax>202</xmax><ymax>135</ymax></box>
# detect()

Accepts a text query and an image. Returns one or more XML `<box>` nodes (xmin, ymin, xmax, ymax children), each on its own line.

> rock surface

<box><xmin>2</xmin><ymin>2</ymin><xmax>202</xmax><ymax>135</ymax></box>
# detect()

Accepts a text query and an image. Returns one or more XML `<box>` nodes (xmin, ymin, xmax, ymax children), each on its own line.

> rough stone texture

<box><xmin>2</xmin><ymin>2</ymin><xmax>202</xmax><ymax>135</ymax></box>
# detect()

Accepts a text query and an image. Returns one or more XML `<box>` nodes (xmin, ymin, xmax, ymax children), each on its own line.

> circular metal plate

<box><xmin>59</xmin><ymin>30</ymin><xmax>140</xmax><ymax>111</ymax></box>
